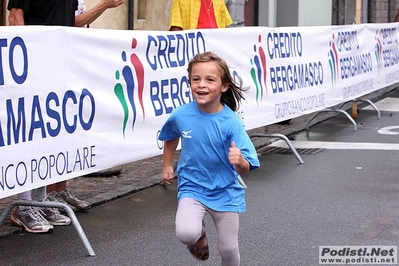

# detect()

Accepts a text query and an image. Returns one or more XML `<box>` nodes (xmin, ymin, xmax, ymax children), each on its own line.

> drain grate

<box><xmin>257</xmin><ymin>146</ymin><xmax>325</xmax><ymax>155</ymax></box>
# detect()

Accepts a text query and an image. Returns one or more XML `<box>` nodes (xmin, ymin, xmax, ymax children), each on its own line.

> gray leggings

<box><xmin>176</xmin><ymin>197</ymin><xmax>240</xmax><ymax>266</ymax></box>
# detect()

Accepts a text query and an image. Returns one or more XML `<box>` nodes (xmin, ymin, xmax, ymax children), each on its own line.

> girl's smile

<box><xmin>190</xmin><ymin>62</ymin><xmax>227</xmax><ymax>113</ymax></box>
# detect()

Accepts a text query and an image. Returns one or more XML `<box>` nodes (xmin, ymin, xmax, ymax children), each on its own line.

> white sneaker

<box><xmin>46</xmin><ymin>191</ymin><xmax>77</xmax><ymax>212</ymax></box>
<box><xmin>40</xmin><ymin>207</ymin><xmax>71</xmax><ymax>226</ymax></box>
<box><xmin>60</xmin><ymin>189</ymin><xmax>91</xmax><ymax>210</ymax></box>
<box><xmin>9</xmin><ymin>207</ymin><xmax>54</xmax><ymax>233</ymax></box>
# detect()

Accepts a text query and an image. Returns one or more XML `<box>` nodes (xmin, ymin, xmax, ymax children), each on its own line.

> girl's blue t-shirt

<box><xmin>159</xmin><ymin>102</ymin><xmax>260</xmax><ymax>213</ymax></box>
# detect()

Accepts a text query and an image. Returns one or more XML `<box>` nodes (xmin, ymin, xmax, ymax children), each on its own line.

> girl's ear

<box><xmin>221</xmin><ymin>84</ymin><xmax>228</xmax><ymax>92</ymax></box>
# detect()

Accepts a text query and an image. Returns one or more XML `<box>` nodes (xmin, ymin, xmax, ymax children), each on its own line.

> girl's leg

<box><xmin>175</xmin><ymin>197</ymin><xmax>207</xmax><ymax>245</ymax></box>
<box><xmin>208</xmin><ymin>209</ymin><xmax>240</xmax><ymax>266</ymax></box>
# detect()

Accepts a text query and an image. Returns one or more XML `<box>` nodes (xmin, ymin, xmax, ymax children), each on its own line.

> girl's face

<box><xmin>189</xmin><ymin>61</ymin><xmax>228</xmax><ymax>113</ymax></box>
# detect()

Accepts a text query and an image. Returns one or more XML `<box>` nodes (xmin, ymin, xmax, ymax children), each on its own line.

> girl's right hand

<box><xmin>161</xmin><ymin>166</ymin><xmax>175</xmax><ymax>185</ymax></box>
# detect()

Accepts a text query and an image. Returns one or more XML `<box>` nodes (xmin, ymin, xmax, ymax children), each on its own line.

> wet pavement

<box><xmin>0</xmin><ymin>87</ymin><xmax>396</xmax><ymax>237</ymax></box>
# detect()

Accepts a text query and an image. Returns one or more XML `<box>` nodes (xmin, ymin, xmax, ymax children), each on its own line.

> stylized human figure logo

<box><xmin>328</xmin><ymin>34</ymin><xmax>339</xmax><ymax>87</ymax></box>
<box><xmin>374</xmin><ymin>30</ymin><xmax>383</xmax><ymax>72</ymax></box>
<box><xmin>114</xmin><ymin>38</ymin><xmax>145</xmax><ymax>138</ymax></box>
<box><xmin>130</xmin><ymin>38</ymin><xmax>145</xmax><ymax>120</ymax></box>
<box><xmin>250</xmin><ymin>35</ymin><xmax>267</xmax><ymax>105</ymax></box>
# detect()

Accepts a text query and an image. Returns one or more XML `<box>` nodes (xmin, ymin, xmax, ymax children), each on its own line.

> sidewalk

<box><xmin>0</xmin><ymin>88</ymin><xmax>395</xmax><ymax>237</ymax></box>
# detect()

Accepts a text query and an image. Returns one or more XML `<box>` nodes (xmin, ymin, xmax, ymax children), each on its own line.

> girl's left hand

<box><xmin>228</xmin><ymin>141</ymin><xmax>250</xmax><ymax>175</ymax></box>
<box><xmin>228</xmin><ymin>141</ymin><xmax>244</xmax><ymax>166</ymax></box>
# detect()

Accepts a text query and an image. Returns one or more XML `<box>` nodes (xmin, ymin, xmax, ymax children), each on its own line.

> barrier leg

<box><xmin>250</xmin><ymin>133</ymin><xmax>304</xmax><ymax>164</ymax></box>
<box><xmin>357</xmin><ymin>99</ymin><xmax>381</xmax><ymax>118</ymax></box>
<box><xmin>0</xmin><ymin>202</ymin><xmax>18</xmax><ymax>229</ymax></box>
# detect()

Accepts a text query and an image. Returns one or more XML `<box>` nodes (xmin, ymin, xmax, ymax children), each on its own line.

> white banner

<box><xmin>1</xmin><ymin>23</ymin><xmax>398</xmax><ymax>198</ymax></box>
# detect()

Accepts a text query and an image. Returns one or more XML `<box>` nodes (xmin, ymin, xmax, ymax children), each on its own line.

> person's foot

<box><xmin>46</xmin><ymin>191</ymin><xmax>77</xmax><ymax>212</ymax></box>
<box><xmin>40</xmin><ymin>207</ymin><xmax>71</xmax><ymax>226</ymax></box>
<box><xmin>187</xmin><ymin>233</ymin><xmax>209</xmax><ymax>260</ymax></box>
<box><xmin>9</xmin><ymin>207</ymin><xmax>54</xmax><ymax>233</ymax></box>
<box><xmin>60</xmin><ymin>188</ymin><xmax>91</xmax><ymax>210</ymax></box>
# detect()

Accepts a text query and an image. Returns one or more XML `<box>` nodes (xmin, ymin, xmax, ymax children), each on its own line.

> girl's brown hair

<box><xmin>187</xmin><ymin>51</ymin><xmax>247</xmax><ymax>112</ymax></box>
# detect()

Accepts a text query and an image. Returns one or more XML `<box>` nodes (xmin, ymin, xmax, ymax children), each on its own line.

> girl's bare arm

<box><xmin>161</xmin><ymin>138</ymin><xmax>179</xmax><ymax>185</ymax></box>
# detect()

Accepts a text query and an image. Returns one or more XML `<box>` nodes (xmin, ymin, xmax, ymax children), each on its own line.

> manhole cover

<box><xmin>257</xmin><ymin>146</ymin><xmax>325</xmax><ymax>155</ymax></box>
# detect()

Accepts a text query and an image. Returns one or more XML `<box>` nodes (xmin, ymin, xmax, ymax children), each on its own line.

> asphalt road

<box><xmin>0</xmin><ymin>91</ymin><xmax>398</xmax><ymax>266</ymax></box>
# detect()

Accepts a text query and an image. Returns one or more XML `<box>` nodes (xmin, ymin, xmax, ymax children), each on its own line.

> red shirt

<box><xmin>197</xmin><ymin>0</ymin><xmax>218</xmax><ymax>29</ymax></box>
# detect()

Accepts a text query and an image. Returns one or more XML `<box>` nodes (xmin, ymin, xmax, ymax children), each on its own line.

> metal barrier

<box><xmin>306</xmin><ymin>98</ymin><xmax>381</xmax><ymax>132</ymax></box>
<box><xmin>250</xmin><ymin>98</ymin><xmax>381</xmax><ymax>165</ymax></box>
<box><xmin>0</xmin><ymin>186</ymin><xmax>95</xmax><ymax>256</ymax></box>
<box><xmin>306</xmin><ymin>109</ymin><xmax>358</xmax><ymax>132</ymax></box>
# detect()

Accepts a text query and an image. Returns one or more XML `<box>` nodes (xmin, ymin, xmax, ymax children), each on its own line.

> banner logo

<box><xmin>328</xmin><ymin>34</ymin><xmax>339</xmax><ymax>88</ymax></box>
<box><xmin>374</xmin><ymin>30</ymin><xmax>383</xmax><ymax>72</ymax></box>
<box><xmin>250</xmin><ymin>35</ymin><xmax>267</xmax><ymax>104</ymax></box>
<box><xmin>114</xmin><ymin>38</ymin><xmax>145</xmax><ymax>137</ymax></box>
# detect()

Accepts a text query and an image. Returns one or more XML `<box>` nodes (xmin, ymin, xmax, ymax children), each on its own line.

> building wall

<box><xmin>133</xmin><ymin>0</ymin><xmax>171</xmax><ymax>30</ymax></box>
<box><xmin>332</xmin><ymin>0</ymin><xmax>399</xmax><ymax>25</ymax></box>
<box><xmin>276</xmin><ymin>0</ymin><xmax>299</xmax><ymax>27</ymax></box>
<box><xmin>259</xmin><ymin>0</ymin><xmax>332</xmax><ymax>27</ymax></box>
<box><xmin>258</xmin><ymin>0</ymin><xmax>276</xmax><ymax>27</ymax></box>
<box><xmin>298</xmin><ymin>0</ymin><xmax>332</xmax><ymax>26</ymax></box>
<box><xmin>84</xmin><ymin>0</ymin><xmax>129</xmax><ymax>29</ymax></box>
<box><xmin>370</xmin><ymin>0</ymin><xmax>399</xmax><ymax>23</ymax></box>
<box><xmin>333</xmin><ymin>0</ymin><xmax>357</xmax><ymax>24</ymax></box>
<box><xmin>82</xmin><ymin>0</ymin><xmax>172</xmax><ymax>30</ymax></box>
